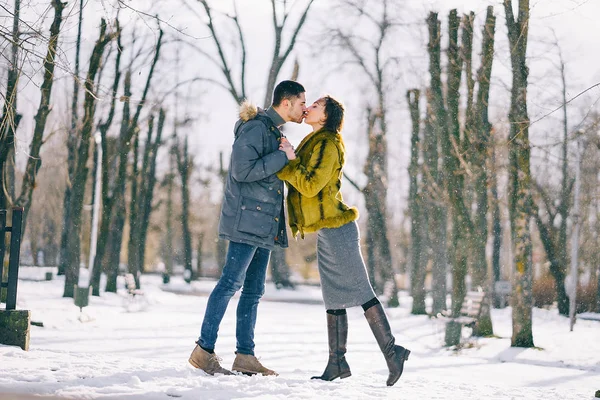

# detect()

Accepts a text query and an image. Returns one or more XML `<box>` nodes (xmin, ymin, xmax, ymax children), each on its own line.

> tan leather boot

<box><xmin>232</xmin><ymin>353</ymin><xmax>278</xmax><ymax>376</ymax></box>
<box><xmin>189</xmin><ymin>345</ymin><xmax>234</xmax><ymax>376</ymax></box>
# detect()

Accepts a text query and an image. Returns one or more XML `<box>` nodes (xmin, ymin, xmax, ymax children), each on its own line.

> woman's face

<box><xmin>303</xmin><ymin>100</ymin><xmax>326</xmax><ymax>126</ymax></box>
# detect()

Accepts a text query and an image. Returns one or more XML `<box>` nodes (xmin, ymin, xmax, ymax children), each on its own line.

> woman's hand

<box><xmin>279</xmin><ymin>138</ymin><xmax>297</xmax><ymax>160</ymax></box>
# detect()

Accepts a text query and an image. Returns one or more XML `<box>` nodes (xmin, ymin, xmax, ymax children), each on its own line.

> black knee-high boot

<box><xmin>311</xmin><ymin>312</ymin><xmax>351</xmax><ymax>381</ymax></box>
<box><xmin>364</xmin><ymin>303</ymin><xmax>410</xmax><ymax>386</ymax></box>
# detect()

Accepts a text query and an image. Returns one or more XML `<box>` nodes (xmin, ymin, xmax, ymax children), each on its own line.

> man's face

<box><xmin>285</xmin><ymin>93</ymin><xmax>307</xmax><ymax>123</ymax></box>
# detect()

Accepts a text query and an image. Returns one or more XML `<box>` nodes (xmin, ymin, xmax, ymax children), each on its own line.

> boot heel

<box><xmin>404</xmin><ymin>349</ymin><xmax>411</xmax><ymax>361</ymax></box>
<box><xmin>339</xmin><ymin>371</ymin><xmax>352</xmax><ymax>379</ymax></box>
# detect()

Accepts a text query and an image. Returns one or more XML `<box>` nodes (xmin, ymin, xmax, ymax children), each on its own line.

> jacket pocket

<box><xmin>236</xmin><ymin>196</ymin><xmax>277</xmax><ymax>238</ymax></box>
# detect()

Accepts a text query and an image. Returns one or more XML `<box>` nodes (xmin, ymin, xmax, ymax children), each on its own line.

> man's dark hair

<box><xmin>319</xmin><ymin>95</ymin><xmax>345</xmax><ymax>133</ymax></box>
<box><xmin>272</xmin><ymin>80</ymin><xmax>305</xmax><ymax>107</ymax></box>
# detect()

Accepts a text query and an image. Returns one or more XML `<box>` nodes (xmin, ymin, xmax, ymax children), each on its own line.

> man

<box><xmin>189</xmin><ymin>81</ymin><xmax>306</xmax><ymax>376</ymax></box>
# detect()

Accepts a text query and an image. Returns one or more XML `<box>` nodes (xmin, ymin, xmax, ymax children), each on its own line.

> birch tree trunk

<box><xmin>468</xmin><ymin>7</ymin><xmax>496</xmax><ymax>337</ymax></box>
<box><xmin>504</xmin><ymin>0</ymin><xmax>535</xmax><ymax>348</ymax></box>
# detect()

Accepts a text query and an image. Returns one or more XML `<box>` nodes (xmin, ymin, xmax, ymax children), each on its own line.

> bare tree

<box><xmin>489</xmin><ymin>129</ymin><xmax>503</xmax><ymax>308</ymax></box>
<box><xmin>421</xmin><ymin>9</ymin><xmax>496</xmax><ymax>339</ymax></box>
<box><xmin>263</xmin><ymin>0</ymin><xmax>315</xmax><ymax>106</ymax></box>
<box><xmin>422</xmin><ymin>12</ymin><xmax>449</xmax><ymax>316</ymax></box>
<box><xmin>14</xmin><ymin>0</ymin><xmax>65</xmax><ymax>235</ymax></box>
<box><xmin>464</xmin><ymin>7</ymin><xmax>496</xmax><ymax>337</ymax></box>
<box><xmin>97</xmin><ymin>26</ymin><xmax>164</xmax><ymax>292</ymax></box>
<box><xmin>531</xmin><ymin>41</ymin><xmax>574</xmax><ymax>317</ymax></box>
<box><xmin>0</xmin><ymin>0</ymin><xmax>21</xmax><ymax>211</ymax></box>
<box><xmin>186</xmin><ymin>0</ymin><xmax>314</xmax><ymax>105</ymax></box>
<box><xmin>128</xmin><ymin>109</ymin><xmax>166</xmax><ymax>281</ymax></box>
<box><xmin>89</xmin><ymin>22</ymin><xmax>123</xmax><ymax>295</ymax></box>
<box><xmin>161</xmin><ymin>141</ymin><xmax>176</xmax><ymax>283</ymax></box>
<box><xmin>330</xmin><ymin>0</ymin><xmax>401</xmax><ymax>305</ymax></box>
<box><xmin>58</xmin><ymin>0</ymin><xmax>84</xmax><ymax>276</ymax></box>
<box><xmin>63</xmin><ymin>19</ymin><xmax>117</xmax><ymax>298</ymax></box>
<box><xmin>185</xmin><ymin>0</ymin><xmax>315</xmax><ymax>287</ymax></box>
<box><xmin>504</xmin><ymin>0</ymin><xmax>535</xmax><ymax>348</ymax></box>
<box><xmin>174</xmin><ymin>135</ymin><xmax>194</xmax><ymax>283</ymax></box>
<box><xmin>406</xmin><ymin>89</ymin><xmax>428</xmax><ymax>314</ymax></box>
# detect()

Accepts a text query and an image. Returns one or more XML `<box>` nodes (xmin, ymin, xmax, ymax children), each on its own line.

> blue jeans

<box><xmin>198</xmin><ymin>241</ymin><xmax>271</xmax><ymax>356</ymax></box>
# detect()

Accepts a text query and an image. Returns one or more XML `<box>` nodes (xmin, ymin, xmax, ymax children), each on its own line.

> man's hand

<box><xmin>279</xmin><ymin>138</ymin><xmax>296</xmax><ymax>160</ymax></box>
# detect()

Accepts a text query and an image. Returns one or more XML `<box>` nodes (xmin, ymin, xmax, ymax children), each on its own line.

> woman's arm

<box><xmin>277</xmin><ymin>139</ymin><xmax>338</xmax><ymax>198</ymax></box>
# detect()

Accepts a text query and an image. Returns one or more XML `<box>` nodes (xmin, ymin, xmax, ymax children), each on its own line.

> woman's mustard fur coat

<box><xmin>277</xmin><ymin>128</ymin><xmax>358</xmax><ymax>238</ymax></box>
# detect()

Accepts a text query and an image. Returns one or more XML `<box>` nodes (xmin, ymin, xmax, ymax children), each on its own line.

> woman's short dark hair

<box><xmin>318</xmin><ymin>95</ymin><xmax>345</xmax><ymax>133</ymax></box>
<box><xmin>273</xmin><ymin>80</ymin><xmax>305</xmax><ymax>106</ymax></box>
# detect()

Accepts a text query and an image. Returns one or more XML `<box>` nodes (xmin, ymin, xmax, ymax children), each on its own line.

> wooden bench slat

<box><xmin>448</xmin><ymin>291</ymin><xmax>486</xmax><ymax>331</ymax></box>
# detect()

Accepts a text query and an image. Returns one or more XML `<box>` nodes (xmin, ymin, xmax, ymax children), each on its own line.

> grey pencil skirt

<box><xmin>316</xmin><ymin>220</ymin><xmax>376</xmax><ymax>310</ymax></box>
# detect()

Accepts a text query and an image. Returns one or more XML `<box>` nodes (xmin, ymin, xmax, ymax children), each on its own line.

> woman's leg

<box><xmin>362</xmin><ymin>297</ymin><xmax>411</xmax><ymax>386</ymax></box>
<box><xmin>312</xmin><ymin>308</ymin><xmax>352</xmax><ymax>381</ymax></box>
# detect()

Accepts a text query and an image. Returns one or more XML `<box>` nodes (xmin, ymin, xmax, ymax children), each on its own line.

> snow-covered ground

<box><xmin>1</xmin><ymin>269</ymin><xmax>599</xmax><ymax>400</ymax></box>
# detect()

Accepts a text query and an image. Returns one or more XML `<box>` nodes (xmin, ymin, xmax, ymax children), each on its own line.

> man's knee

<box><xmin>217</xmin><ymin>275</ymin><xmax>244</xmax><ymax>294</ymax></box>
<box><xmin>240</xmin><ymin>283</ymin><xmax>265</xmax><ymax>299</ymax></box>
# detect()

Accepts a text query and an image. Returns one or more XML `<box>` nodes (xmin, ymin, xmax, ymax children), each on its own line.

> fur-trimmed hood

<box><xmin>239</xmin><ymin>100</ymin><xmax>258</xmax><ymax>122</ymax></box>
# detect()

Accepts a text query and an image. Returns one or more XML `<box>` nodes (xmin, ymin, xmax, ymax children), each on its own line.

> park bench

<box><xmin>443</xmin><ymin>289</ymin><xmax>487</xmax><ymax>346</ymax></box>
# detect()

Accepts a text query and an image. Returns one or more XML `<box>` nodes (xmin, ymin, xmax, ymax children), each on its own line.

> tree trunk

<box><xmin>469</xmin><ymin>7</ymin><xmax>496</xmax><ymax>337</ymax></box>
<box><xmin>504</xmin><ymin>0</ymin><xmax>535</xmax><ymax>348</ymax></box>
<box><xmin>103</xmin><ymin>68</ymin><xmax>133</xmax><ymax>293</ymax></box>
<box><xmin>197</xmin><ymin>232</ymin><xmax>204</xmax><ymax>278</ymax></box>
<box><xmin>412</xmin><ymin>90</ymin><xmax>433</xmax><ymax>315</ymax></box>
<box><xmin>445</xmin><ymin>9</ymin><xmax>469</xmax><ymax>320</ymax></box>
<box><xmin>58</xmin><ymin>0</ymin><xmax>84</xmax><ymax>276</ymax></box>
<box><xmin>269</xmin><ymin>247</ymin><xmax>294</xmax><ymax>288</ymax></box>
<box><xmin>555</xmin><ymin>49</ymin><xmax>571</xmax><ymax>316</ymax></box>
<box><xmin>90</xmin><ymin>23</ymin><xmax>122</xmax><ymax>295</ymax></box>
<box><xmin>107</xmin><ymin>28</ymin><xmax>163</xmax><ymax>290</ymax></box>
<box><xmin>406</xmin><ymin>89</ymin><xmax>427</xmax><ymax>310</ymax></box>
<box><xmin>0</xmin><ymin>0</ymin><xmax>21</xmax><ymax>211</ymax></box>
<box><xmin>216</xmin><ymin>152</ymin><xmax>227</xmax><ymax>273</ymax></box>
<box><xmin>490</xmin><ymin>140</ymin><xmax>502</xmax><ymax>302</ymax></box>
<box><xmin>164</xmin><ymin>149</ymin><xmax>175</xmax><ymax>282</ymax></box>
<box><xmin>127</xmin><ymin>120</ymin><xmax>144</xmax><ymax>280</ymax></box>
<box><xmin>137</xmin><ymin>109</ymin><xmax>165</xmax><ymax>275</ymax></box>
<box><xmin>63</xmin><ymin>20</ymin><xmax>114</xmax><ymax>298</ymax></box>
<box><xmin>15</xmin><ymin>0</ymin><xmax>65</xmax><ymax>235</ymax></box>
<box><xmin>176</xmin><ymin>137</ymin><xmax>194</xmax><ymax>283</ymax></box>
<box><xmin>362</xmin><ymin>108</ymin><xmax>398</xmax><ymax>305</ymax></box>
<box><xmin>424</xmin><ymin>13</ymin><xmax>450</xmax><ymax>316</ymax></box>
<box><xmin>106</xmin><ymin>203</ymin><xmax>126</xmax><ymax>292</ymax></box>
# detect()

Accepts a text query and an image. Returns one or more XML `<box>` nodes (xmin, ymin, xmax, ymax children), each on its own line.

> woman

<box><xmin>277</xmin><ymin>95</ymin><xmax>410</xmax><ymax>386</ymax></box>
